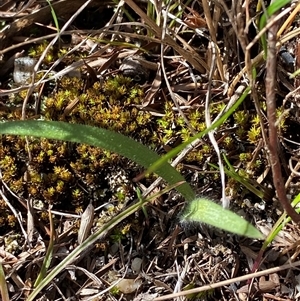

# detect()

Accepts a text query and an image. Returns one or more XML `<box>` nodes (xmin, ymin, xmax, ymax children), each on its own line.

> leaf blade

<box><xmin>181</xmin><ymin>198</ymin><xmax>263</xmax><ymax>239</ymax></box>
<box><xmin>0</xmin><ymin>120</ymin><xmax>195</xmax><ymax>201</ymax></box>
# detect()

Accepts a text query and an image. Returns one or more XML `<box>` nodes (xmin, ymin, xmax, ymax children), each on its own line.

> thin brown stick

<box><xmin>153</xmin><ymin>260</ymin><xmax>300</xmax><ymax>300</ymax></box>
<box><xmin>265</xmin><ymin>16</ymin><xmax>300</xmax><ymax>223</ymax></box>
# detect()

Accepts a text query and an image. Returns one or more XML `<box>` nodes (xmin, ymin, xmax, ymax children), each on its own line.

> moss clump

<box><xmin>0</xmin><ymin>76</ymin><xmax>152</xmax><ymax>228</ymax></box>
<box><xmin>43</xmin><ymin>76</ymin><xmax>155</xmax><ymax>142</ymax></box>
<box><xmin>0</xmin><ymin>73</ymin><xmax>285</xmax><ymax>230</ymax></box>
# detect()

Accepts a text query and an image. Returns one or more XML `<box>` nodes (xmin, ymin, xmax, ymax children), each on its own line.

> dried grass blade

<box><xmin>26</xmin><ymin>198</ymin><xmax>35</xmax><ymax>246</ymax></box>
<box><xmin>77</xmin><ymin>202</ymin><xmax>94</xmax><ymax>244</ymax></box>
<box><xmin>0</xmin><ymin>261</ymin><xmax>9</xmax><ymax>301</ymax></box>
<box><xmin>143</xmin><ymin>63</ymin><xmax>161</xmax><ymax>106</ymax></box>
<box><xmin>205</xmin><ymin>41</ymin><xmax>227</xmax><ymax>208</ymax></box>
<box><xmin>123</xmin><ymin>0</ymin><xmax>207</xmax><ymax>73</ymax></box>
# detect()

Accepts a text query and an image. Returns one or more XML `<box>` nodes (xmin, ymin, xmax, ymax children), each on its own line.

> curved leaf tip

<box><xmin>181</xmin><ymin>198</ymin><xmax>264</xmax><ymax>239</ymax></box>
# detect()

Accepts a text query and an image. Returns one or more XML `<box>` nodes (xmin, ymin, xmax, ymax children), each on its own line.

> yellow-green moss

<box><xmin>0</xmin><ymin>73</ymin><xmax>275</xmax><ymax>230</ymax></box>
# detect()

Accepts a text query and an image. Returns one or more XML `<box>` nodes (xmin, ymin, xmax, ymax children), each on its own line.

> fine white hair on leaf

<box><xmin>179</xmin><ymin>197</ymin><xmax>264</xmax><ymax>239</ymax></box>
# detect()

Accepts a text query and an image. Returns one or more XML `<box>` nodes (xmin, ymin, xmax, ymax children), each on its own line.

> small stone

<box><xmin>13</xmin><ymin>57</ymin><xmax>36</xmax><ymax>85</ymax></box>
<box><xmin>119</xmin><ymin>56</ymin><xmax>150</xmax><ymax>83</ymax></box>
<box><xmin>114</xmin><ymin>278</ymin><xmax>142</xmax><ymax>294</ymax></box>
<box><xmin>131</xmin><ymin>257</ymin><xmax>143</xmax><ymax>274</ymax></box>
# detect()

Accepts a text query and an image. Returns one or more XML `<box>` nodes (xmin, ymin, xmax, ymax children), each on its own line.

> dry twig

<box><xmin>265</xmin><ymin>16</ymin><xmax>300</xmax><ymax>222</ymax></box>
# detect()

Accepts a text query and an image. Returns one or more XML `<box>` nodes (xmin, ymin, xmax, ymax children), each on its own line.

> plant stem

<box><xmin>265</xmin><ymin>15</ymin><xmax>300</xmax><ymax>223</ymax></box>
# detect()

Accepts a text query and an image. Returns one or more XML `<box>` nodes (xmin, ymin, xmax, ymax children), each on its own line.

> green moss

<box><xmin>276</xmin><ymin>107</ymin><xmax>287</xmax><ymax>131</ymax></box>
<box><xmin>0</xmin><ymin>72</ymin><xmax>271</xmax><ymax>228</ymax></box>
<box><xmin>247</xmin><ymin>125</ymin><xmax>261</xmax><ymax>144</ymax></box>
<box><xmin>233</xmin><ymin>110</ymin><xmax>249</xmax><ymax>126</ymax></box>
<box><xmin>222</xmin><ymin>136</ymin><xmax>234</xmax><ymax>148</ymax></box>
<box><xmin>239</xmin><ymin>152</ymin><xmax>252</xmax><ymax>162</ymax></box>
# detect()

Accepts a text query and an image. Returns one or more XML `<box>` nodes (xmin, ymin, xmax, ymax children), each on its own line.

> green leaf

<box><xmin>259</xmin><ymin>0</ymin><xmax>291</xmax><ymax>59</ymax></box>
<box><xmin>181</xmin><ymin>198</ymin><xmax>264</xmax><ymax>239</ymax></box>
<box><xmin>46</xmin><ymin>0</ymin><xmax>60</xmax><ymax>33</ymax></box>
<box><xmin>209</xmin><ymin>154</ymin><xmax>266</xmax><ymax>200</ymax></box>
<box><xmin>34</xmin><ymin>209</ymin><xmax>54</xmax><ymax>287</ymax></box>
<box><xmin>0</xmin><ymin>120</ymin><xmax>195</xmax><ymax>201</ymax></box>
